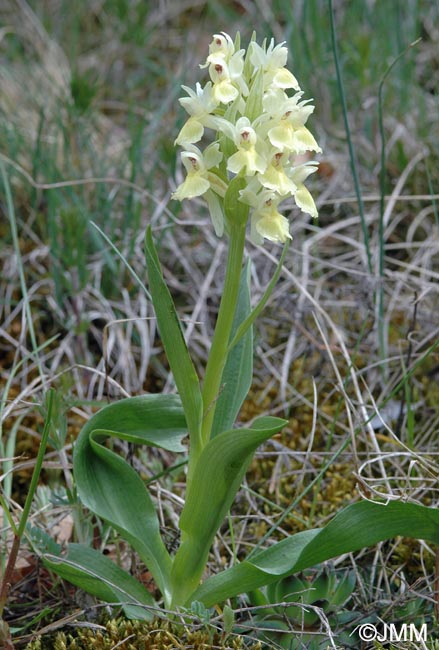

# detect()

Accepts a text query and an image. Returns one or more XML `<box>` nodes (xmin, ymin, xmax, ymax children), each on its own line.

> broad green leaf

<box><xmin>74</xmin><ymin>393</ymin><xmax>188</xmax><ymax>604</ymax></box>
<box><xmin>145</xmin><ymin>227</ymin><xmax>203</xmax><ymax>451</ymax></box>
<box><xmin>170</xmin><ymin>416</ymin><xmax>287</xmax><ymax>606</ymax></box>
<box><xmin>211</xmin><ymin>259</ymin><xmax>253</xmax><ymax>438</ymax></box>
<box><xmin>42</xmin><ymin>544</ymin><xmax>155</xmax><ymax>620</ymax></box>
<box><xmin>191</xmin><ymin>500</ymin><xmax>439</xmax><ymax>606</ymax></box>
<box><xmin>79</xmin><ymin>394</ymin><xmax>187</xmax><ymax>452</ymax></box>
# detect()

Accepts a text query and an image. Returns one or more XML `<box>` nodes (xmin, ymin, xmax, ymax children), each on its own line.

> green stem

<box><xmin>169</xmin><ymin>223</ymin><xmax>246</xmax><ymax>609</ymax></box>
<box><xmin>200</xmin><ymin>222</ymin><xmax>246</xmax><ymax>446</ymax></box>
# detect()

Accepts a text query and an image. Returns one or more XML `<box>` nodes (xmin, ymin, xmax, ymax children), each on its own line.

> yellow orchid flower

<box><xmin>252</xmin><ymin>197</ymin><xmax>292</xmax><ymax>244</ymax></box>
<box><xmin>175</xmin><ymin>82</ymin><xmax>221</xmax><ymax>146</ymax></box>
<box><xmin>288</xmin><ymin>162</ymin><xmax>319</xmax><ymax>219</ymax></box>
<box><xmin>250</xmin><ymin>38</ymin><xmax>300</xmax><ymax>91</ymax></box>
<box><xmin>227</xmin><ymin>117</ymin><xmax>267</xmax><ymax>176</ymax></box>
<box><xmin>172</xmin><ymin>144</ymin><xmax>223</xmax><ymax>200</ymax></box>
<box><xmin>258</xmin><ymin>151</ymin><xmax>297</xmax><ymax>195</ymax></box>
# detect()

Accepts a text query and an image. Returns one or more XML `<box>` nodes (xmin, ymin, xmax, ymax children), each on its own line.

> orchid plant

<box><xmin>40</xmin><ymin>33</ymin><xmax>439</xmax><ymax>623</ymax></box>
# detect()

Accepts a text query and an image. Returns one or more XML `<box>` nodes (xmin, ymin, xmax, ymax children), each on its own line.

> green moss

<box><xmin>26</xmin><ymin>618</ymin><xmax>262</xmax><ymax>650</ymax></box>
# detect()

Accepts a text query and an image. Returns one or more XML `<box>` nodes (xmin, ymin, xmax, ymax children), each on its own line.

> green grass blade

<box><xmin>170</xmin><ymin>416</ymin><xmax>287</xmax><ymax>606</ymax></box>
<box><xmin>73</xmin><ymin>394</ymin><xmax>187</xmax><ymax>605</ymax></box>
<box><xmin>90</xmin><ymin>220</ymin><xmax>152</xmax><ymax>300</ymax></box>
<box><xmin>192</xmin><ymin>500</ymin><xmax>439</xmax><ymax>607</ymax></box>
<box><xmin>17</xmin><ymin>391</ymin><xmax>55</xmax><ymax>538</ymax></box>
<box><xmin>426</xmin><ymin>162</ymin><xmax>439</xmax><ymax>232</ymax></box>
<box><xmin>145</xmin><ymin>226</ymin><xmax>203</xmax><ymax>453</ymax></box>
<box><xmin>0</xmin><ymin>160</ymin><xmax>46</xmax><ymax>385</ymax></box>
<box><xmin>377</xmin><ymin>38</ymin><xmax>422</xmax><ymax>370</ymax></box>
<box><xmin>0</xmin><ymin>390</ymin><xmax>55</xmax><ymax>617</ymax></box>
<box><xmin>327</xmin><ymin>0</ymin><xmax>372</xmax><ymax>275</ymax></box>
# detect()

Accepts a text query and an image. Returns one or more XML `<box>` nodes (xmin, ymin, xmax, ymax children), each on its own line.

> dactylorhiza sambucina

<box><xmin>172</xmin><ymin>32</ymin><xmax>321</xmax><ymax>244</ymax></box>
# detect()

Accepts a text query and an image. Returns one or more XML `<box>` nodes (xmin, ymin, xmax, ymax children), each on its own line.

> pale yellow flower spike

<box><xmin>173</xmin><ymin>31</ymin><xmax>321</xmax><ymax>244</ymax></box>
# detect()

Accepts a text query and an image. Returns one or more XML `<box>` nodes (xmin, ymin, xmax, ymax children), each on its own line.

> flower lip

<box><xmin>238</xmin><ymin>127</ymin><xmax>256</xmax><ymax>147</ymax></box>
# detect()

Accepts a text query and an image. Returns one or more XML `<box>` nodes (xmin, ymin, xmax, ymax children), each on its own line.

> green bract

<box><xmin>172</xmin><ymin>32</ymin><xmax>322</xmax><ymax>243</ymax></box>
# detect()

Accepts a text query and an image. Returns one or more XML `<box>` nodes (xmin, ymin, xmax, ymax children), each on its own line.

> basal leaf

<box><xmin>81</xmin><ymin>394</ymin><xmax>187</xmax><ymax>452</ymax></box>
<box><xmin>170</xmin><ymin>416</ymin><xmax>287</xmax><ymax>606</ymax></box>
<box><xmin>191</xmin><ymin>500</ymin><xmax>439</xmax><ymax>606</ymax></box>
<box><xmin>42</xmin><ymin>544</ymin><xmax>155</xmax><ymax>620</ymax></box>
<box><xmin>74</xmin><ymin>393</ymin><xmax>187</xmax><ymax>605</ymax></box>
